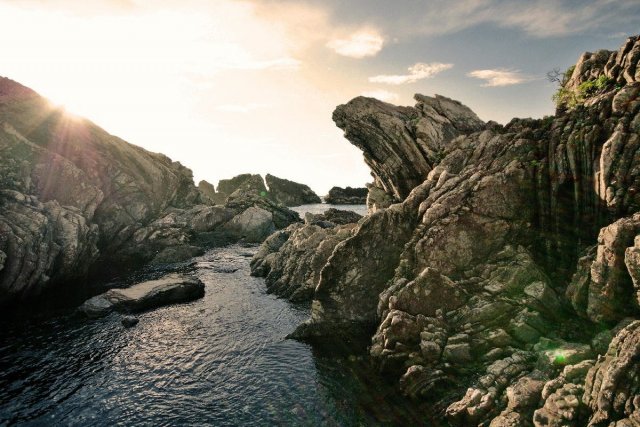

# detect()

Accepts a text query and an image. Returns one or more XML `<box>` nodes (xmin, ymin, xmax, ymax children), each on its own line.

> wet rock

<box><xmin>121</xmin><ymin>315</ymin><xmax>139</xmax><ymax>328</ymax></box>
<box><xmin>79</xmin><ymin>273</ymin><xmax>204</xmax><ymax>317</ymax></box>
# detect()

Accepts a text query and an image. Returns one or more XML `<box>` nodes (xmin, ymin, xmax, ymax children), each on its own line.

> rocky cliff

<box><xmin>252</xmin><ymin>36</ymin><xmax>640</xmax><ymax>425</ymax></box>
<box><xmin>0</xmin><ymin>77</ymin><xmax>300</xmax><ymax>306</ymax></box>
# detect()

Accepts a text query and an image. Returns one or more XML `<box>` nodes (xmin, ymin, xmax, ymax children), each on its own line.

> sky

<box><xmin>0</xmin><ymin>0</ymin><xmax>639</xmax><ymax>195</ymax></box>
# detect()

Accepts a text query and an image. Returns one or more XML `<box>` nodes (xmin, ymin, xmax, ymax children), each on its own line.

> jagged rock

<box><xmin>567</xmin><ymin>214</ymin><xmax>640</xmax><ymax>323</ymax></box>
<box><xmin>366</xmin><ymin>184</ymin><xmax>394</xmax><ymax>213</ymax></box>
<box><xmin>324</xmin><ymin>186</ymin><xmax>368</xmax><ymax>204</ymax></box>
<box><xmin>250</xmin><ymin>221</ymin><xmax>357</xmax><ymax>302</ymax></box>
<box><xmin>216</xmin><ymin>173</ymin><xmax>267</xmax><ymax>199</ymax></box>
<box><xmin>583</xmin><ymin>320</ymin><xmax>640</xmax><ymax>426</ymax></box>
<box><xmin>197</xmin><ymin>180</ymin><xmax>224</xmax><ymax>205</ymax></box>
<box><xmin>333</xmin><ymin>93</ymin><xmax>485</xmax><ymax>202</ymax></box>
<box><xmin>261</xmin><ymin>35</ymin><xmax>640</xmax><ymax>426</ymax></box>
<box><xmin>265</xmin><ymin>173</ymin><xmax>320</xmax><ymax>206</ymax></box>
<box><xmin>78</xmin><ymin>273</ymin><xmax>204</xmax><ymax>317</ymax></box>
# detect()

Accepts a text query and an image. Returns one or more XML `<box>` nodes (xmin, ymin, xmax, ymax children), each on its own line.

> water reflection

<box><xmin>0</xmin><ymin>245</ymin><xmax>434</xmax><ymax>426</ymax></box>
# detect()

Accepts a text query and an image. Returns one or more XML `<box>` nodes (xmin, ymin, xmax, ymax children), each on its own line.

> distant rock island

<box><xmin>251</xmin><ymin>36</ymin><xmax>640</xmax><ymax>426</ymax></box>
<box><xmin>324</xmin><ymin>186</ymin><xmax>368</xmax><ymax>204</ymax></box>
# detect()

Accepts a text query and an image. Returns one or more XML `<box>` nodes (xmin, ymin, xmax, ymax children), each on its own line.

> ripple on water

<box><xmin>0</xmin><ymin>244</ymin><xmax>437</xmax><ymax>426</ymax></box>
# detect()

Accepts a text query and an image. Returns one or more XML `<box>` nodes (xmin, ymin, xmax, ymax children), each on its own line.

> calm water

<box><xmin>0</xmin><ymin>244</ymin><xmax>431</xmax><ymax>426</ymax></box>
<box><xmin>290</xmin><ymin>204</ymin><xmax>368</xmax><ymax>217</ymax></box>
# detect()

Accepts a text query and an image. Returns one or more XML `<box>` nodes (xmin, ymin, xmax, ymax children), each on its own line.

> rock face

<box><xmin>254</xmin><ymin>36</ymin><xmax>640</xmax><ymax>425</ymax></box>
<box><xmin>333</xmin><ymin>93</ymin><xmax>485</xmax><ymax>202</ymax></box>
<box><xmin>324</xmin><ymin>186</ymin><xmax>368</xmax><ymax>204</ymax></box>
<box><xmin>79</xmin><ymin>273</ymin><xmax>204</xmax><ymax>317</ymax></box>
<box><xmin>216</xmin><ymin>173</ymin><xmax>267</xmax><ymax>199</ymax></box>
<box><xmin>0</xmin><ymin>76</ymin><xmax>300</xmax><ymax>307</ymax></box>
<box><xmin>265</xmin><ymin>173</ymin><xmax>321</xmax><ymax>206</ymax></box>
<box><xmin>250</xmin><ymin>208</ymin><xmax>362</xmax><ymax>302</ymax></box>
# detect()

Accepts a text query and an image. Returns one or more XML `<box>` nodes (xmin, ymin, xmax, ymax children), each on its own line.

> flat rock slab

<box><xmin>79</xmin><ymin>273</ymin><xmax>205</xmax><ymax>317</ymax></box>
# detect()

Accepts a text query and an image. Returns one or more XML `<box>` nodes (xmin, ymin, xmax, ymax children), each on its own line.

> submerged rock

<box><xmin>79</xmin><ymin>273</ymin><xmax>204</xmax><ymax>317</ymax></box>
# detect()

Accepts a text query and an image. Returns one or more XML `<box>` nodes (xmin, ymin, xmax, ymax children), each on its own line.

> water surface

<box><xmin>0</xmin><ymin>245</ymin><xmax>431</xmax><ymax>426</ymax></box>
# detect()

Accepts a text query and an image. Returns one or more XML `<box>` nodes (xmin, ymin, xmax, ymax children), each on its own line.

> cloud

<box><xmin>414</xmin><ymin>0</ymin><xmax>640</xmax><ymax>38</ymax></box>
<box><xmin>467</xmin><ymin>69</ymin><xmax>530</xmax><ymax>87</ymax></box>
<box><xmin>361</xmin><ymin>89</ymin><xmax>399</xmax><ymax>103</ymax></box>
<box><xmin>369</xmin><ymin>62</ymin><xmax>453</xmax><ymax>85</ymax></box>
<box><xmin>327</xmin><ymin>30</ymin><xmax>384</xmax><ymax>58</ymax></box>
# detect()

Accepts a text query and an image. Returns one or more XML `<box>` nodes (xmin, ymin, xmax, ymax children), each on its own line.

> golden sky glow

<box><xmin>1</xmin><ymin>0</ymin><xmax>637</xmax><ymax>194</ymax></box>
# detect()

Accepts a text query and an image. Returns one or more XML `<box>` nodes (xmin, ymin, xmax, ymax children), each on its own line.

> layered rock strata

<box><xmin>252</xmin><ymin>36</ymin><xmax>640</xmax><ymax>425</ymax></box>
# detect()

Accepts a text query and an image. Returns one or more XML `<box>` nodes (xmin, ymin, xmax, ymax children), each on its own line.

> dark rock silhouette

<box><xmin>325</xmin><ymin>186</ymin><xmax>368</xmax><ymax>204</ymax></box>
<box><xmin>265</xmin><ymin>173</ymin><xmax>321</xmax><ymax>206</ymax></box>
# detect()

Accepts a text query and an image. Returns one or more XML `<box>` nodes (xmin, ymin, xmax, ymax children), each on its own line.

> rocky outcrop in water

<box><xmin>324</xmin><ymin>186</ymin><xmax>368</xmax><ymax>204</ymax></box>
<box><xmin>0</xmin><ymin>77</ymin><xmax>300</xmax><ymax>307</ymax></box>
<box><xmin>265</xmin><ymin>173</ymin><xmax>321</xmax><ymax>206</ymax></box>
<box><xmin>252</xmin><ymin>36</ymin><xmax>640</xmax><ymax>425</ymax></box>
<box><xmin>79</xmin><ymin>273</ymin><xmax>204</xmax><ymax>317</ymax></box>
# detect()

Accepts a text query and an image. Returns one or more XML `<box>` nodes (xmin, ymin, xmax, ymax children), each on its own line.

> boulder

<box><xmin>265</xmin><ymin>173</ymin><xmax>321</xmax><ymax>206</ymax></box>
<box><xmin>79</xmin><ymin>273</ymin><xmax>204</xmax><ymax>317</ymax></box>
<box><xmin>222</xmin><ymin>206</ymin><xmax>275</xmax><ymax>243</ymax></box>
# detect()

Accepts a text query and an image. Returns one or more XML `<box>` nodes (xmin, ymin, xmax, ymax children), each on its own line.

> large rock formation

<box><xmin>252</xmin><ymin>36</ymin><xmax>640</xmax><ymax>425</ymax></box>
<box><xmin>0</xmin><ymin>77</ymin><xmax>300</xmax><ymax>307</ymax></box>
<box><xmin>265</xmin><ymin>173</ymin><xmax>321</xmax><ymax>206</ymax></box>
<box><xmin>325</xmin><ymin>186</ymin><xmax>368</xmax><ymax>204</ymax></box>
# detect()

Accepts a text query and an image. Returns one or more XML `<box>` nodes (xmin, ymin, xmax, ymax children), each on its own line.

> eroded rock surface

<box><xmin>253</xmin><ymin>36</ymin><xmax>640</xmax><ymax>425</ymax></box>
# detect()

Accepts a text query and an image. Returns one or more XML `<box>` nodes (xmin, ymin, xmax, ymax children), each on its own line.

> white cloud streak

<box><xmin>327</xmin><ymin>30</ymin><xmax>384</xmax><ymax>58</ymax></box>
<box><xmin>415</xmin><ymin>0</ymin><xmax>639</xmax><ymax>38</ymax></box>
<box><xmin>467</xmin><ymin>69</ymin><xmax>530</xmax><ymax>87</ymax></box>
<box><xmin>369</xmin><ymin>62</ymin><xmax>453</xmax><ymax>85</ymax></box>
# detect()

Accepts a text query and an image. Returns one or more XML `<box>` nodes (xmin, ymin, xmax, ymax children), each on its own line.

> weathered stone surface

<box><xmin>265</xmin><ymin>173</ymin><xmax>320</xmax><ymax>206</ymax></box>
<box><xmin>260</xmin><ymin>36</ymin><xmax>640</xmax><ymax>426</ymax></box>
<box><xmin>366</xmin><ymin>184</ymin><xmax>394</xmax><ymax>213</ymax></box>
<box><xmin>333</xmin><ymin>93</ymin><xmax>485</xmax><ymax>202</ymax></box>
<box><xmin>583</xmin><ymin>321</ymin><xmax>640</xmax><ymax>426</ymax></box>
<box><xmin>216</xmin><ymin>173</ymin><xmax>266</xmax><ymax>199</ymax></box>
<box><xmin>222</xmin><ymin>206</ymin><xmax>275</xmax><ymax>243</ymax></box>
<box><xmin>324</xmin><ymin>186</ymin><xmax>368</xmax><ymax>204</ymax></box>
<box><xmin>567</xmin><ymin>214</ymin><xmax>640</xmax><ymax>323</ymax></box>
<box><xmin>79</xmin><ymin>273</ymin><xmax>204</xmax><ymax>317</ymax></box>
